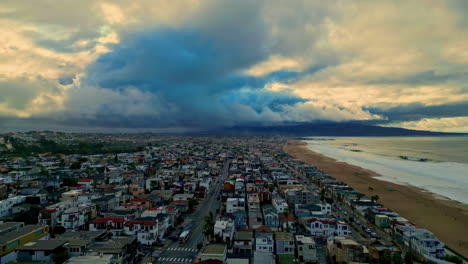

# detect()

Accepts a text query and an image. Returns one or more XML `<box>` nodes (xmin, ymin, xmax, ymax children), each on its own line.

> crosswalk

<box><xmin>156</xmin><ymin>257</ymin><xmax>193</xmax><ymax>263</ymax></box>
<box><xmin>166</xmin><ymin>247</ymin><xmax>198</xmax><ymax>252</ymax></box>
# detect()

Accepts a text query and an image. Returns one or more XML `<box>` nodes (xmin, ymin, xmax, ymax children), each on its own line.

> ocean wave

<box><xmin>399</xmin><ymin>155</ymin><xmax>430</xmax><ymax>162</ymax></box>
<box><xmin>306</xmin><ymin>141</ymin><xmax>468</xmax><ymax>204</ymax></box>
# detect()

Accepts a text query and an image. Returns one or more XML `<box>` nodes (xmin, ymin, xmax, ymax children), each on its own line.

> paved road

<box><xmin>153</xmin><ymin>160</ymin><xmax>230</xmax><ymax>263</ymax></box>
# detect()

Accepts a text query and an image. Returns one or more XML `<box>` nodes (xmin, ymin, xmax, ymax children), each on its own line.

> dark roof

<box><xmin>0</xmin><ymin>222</ymin><xmax>23</xmax><ymax>234</ymax></box>
<box><xmin>17</xmin><ymin>240</ymin><xmax>67</xmax><ymax>251</ymax></box>
<box><xmin>0</xmin><ymin>225</ymin><xmax>46</xmax><ymax>244</ymax></box>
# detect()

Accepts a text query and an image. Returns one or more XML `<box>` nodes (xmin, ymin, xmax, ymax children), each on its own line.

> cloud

<box><xmin>384</xmin><ymin>117</ymin><xmax>468</xmax><ymax>133</ymax></box>
<box><xmin>0</xmin><ymin>0</ymin><xmax>467</xmax><ymax>132</ymax></box>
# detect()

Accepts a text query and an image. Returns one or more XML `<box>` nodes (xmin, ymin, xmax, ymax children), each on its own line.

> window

<box><xmin>7</xmin><ymin>240</ymin><xmax>19</xmax><ymax>249</ymax></box>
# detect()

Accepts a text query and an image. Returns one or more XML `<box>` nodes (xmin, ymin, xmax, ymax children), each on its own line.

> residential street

<box><xmin>153</xmin><ymin>160</ymin><xmax>230</xmax><ymax>263</ymax></box>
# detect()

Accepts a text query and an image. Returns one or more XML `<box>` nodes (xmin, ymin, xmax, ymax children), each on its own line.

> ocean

<box><xmin>305</xmin><ymin>136</ymin><xmax>468</xmax><ymax>204</ymax></box>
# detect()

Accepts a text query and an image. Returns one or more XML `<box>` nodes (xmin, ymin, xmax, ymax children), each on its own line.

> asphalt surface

<box><xmin>153</xmin><ymin>160</ymin><xmax>230</xmax><ymax>264</ymax></box>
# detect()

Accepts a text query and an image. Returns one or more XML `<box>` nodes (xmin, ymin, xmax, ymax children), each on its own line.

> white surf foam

<box><xmin>306</xmin><ymin>141</ymin><xmax>468</xmax><ymax>204</ymax></box>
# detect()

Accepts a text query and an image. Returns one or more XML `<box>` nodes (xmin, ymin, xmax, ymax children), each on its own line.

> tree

<box><xmin>443</xmin><ymin>255</ymin><xmax>463</xmax><ymax>264</ymax></box>
<box><xmin>52</xmin><ymin>250</ymin><xmax>69</xmax><ymax>264</ymax></box>
<box><xmin>203</xmin><ymin>212</ymin><xmax>215</xmax><ymax>241</ymax></box>
<box><xmin>372</xmin><ymin>195</ymin><xmax>380</xmax><ymax>203</ymax></box>
<box><xmin>320</xmin><ymin>189</ymin><xmax>326</xmax><ymax>202</ymax></box>
<box><xmin>379</xmin><ymin>252</ymin><xmax>392</xmax><ymax>264</ymax></box>
<box><xmin>392</xmin><ymin>253</ymin><xmax>403</xmax><ymax>264</ymax></box>
<box><xmin>404</xmin><ymin>251</ymin><xmax>414</xmax><ymax>264</ymax></box>
<box><xmin>53</xmin><ymin>225</ymin><xmax>66</xmax><ymax>235</ymax></box>
<box><xmin>368</xmin><ymin>186</ymin><xmax>374</xmax><ymax>198</ymax></box>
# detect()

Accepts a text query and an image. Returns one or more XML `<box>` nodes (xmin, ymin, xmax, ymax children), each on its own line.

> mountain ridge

<box><xmin>195</xmin><ymin>123</ymin><xmax>467</xmax><ymax>136</ymax></box>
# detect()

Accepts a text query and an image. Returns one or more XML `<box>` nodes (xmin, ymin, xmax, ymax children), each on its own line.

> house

<box><xmin>247</xmin><ymin>193</ymin><xmax>260</xmax><ymax>210</ymax></box>
<box><xmin>54</xmin><ymin>231</ymin><xmax>108</xmax><ymax>257</ymax></box>
<box><xmin>38</xmin><ymin>200</ymin><xmax>76</xmax><ymax>228</ymax></box>
<box><xmin>173</xmin><ymin>193</ymin><xmax>195</xmax><ymax>201</ymax></box>
<box><xmin>255</xmin><ymin>232</ymin><xmax>273</xmax><ymax>253</ymax></box>
<box><xmin>88</xmin><ymin>236</ymin><xmax>137</xmax><ymax>264</ymax></box>
<box><xmin>226</xmin><ymin>252</ymin><xmax>250</xmax><ymax>264</ymax></box>
<box><xmin>77</xmin><ymin>178</ymin><xmax>93</xmax><ymax>190</ymax></box>
<box><xmin>262</xmin><ymin>205</ymin><xmax>279</xmax><ymax>230</ymax></box>
<box><xmin>233</xmin><ymin>231</ymin><xmax>253</xmax><ymax>254</ymax></box>
<box><xmin>253</xmin><ymin>251</ymin><xmax>274</xmax><ymax>264</ymax></box>
<box><xmin>275</xmin><ymin>232</ymin><xmax>295</xmax><ymax>255</ymax></box>
<box><xmin>306</xmin><ymin>218</ymin><xmax>351</xmax><ymax>238</ymax></box>
<box><xmin>272</xmin><ymin>197</ymin><xmax>289</xmax><ymax>213</ymax></box>
<box><xmin>296</xmin><ymin>235</ymin><xmax>318</xmax><ymax>263</ymax></box>
<box><xmin>410</xmin><ymin>228</ymin><xmax>445</xmax><ymax>258</ymax></box>
<box><xmin>128</xmin><ymin>184</ymin><xmax>144</xmax><ymax>197</ymax></box>
<box><xmin>214</xmin><ymin>219</ymin><xmax>235</xmax><ymax>242</ymax></box>
<box><xmin>279</xmin><ymin>213</ymin><xmax>297</xmax><ymax>233</ymax></box>
<box><xmin>61</xmin><ymin>190</ymin><xmax>82</xmax><ymax>201</ymax></box>
<box><xmin>248</xmin><ymin>209</ymin><xmax>263</xmax><ymax>229</ymax></box>
<box><xmin>0</xmin><ymin>196</ymin><xmax>26</xmax><ymax>218</ymax></box>
<box><xmin>123</xmin><ymin>219</ymin><xmax>160</xmax><ymax>245</ymax></box>
<box><xmin>0</xmin><ymin>223</ymin><xmax>49</xmax><ymax>264</ymax></box>
<box><xmin>199</xmin><ymin>244</ymin><xmax>227</xmax><ymax>262</ymax></box>
<box><xmin>226</xmin><ymin>198</ymin><xmax>246</xmax><ymax>213</ymax></box>
<box><xmin>284</xmin><ymin>189</ymin><xmax>318</xmax><ymax>207</ymax></box>
<box><xmin>89</xmin><ymin>216</ymin><xmax>126</xmax><ymax>235</ymax></box>
<box><xmin>130</xmin><ymin>197</ymin><xmax>153</xmax><ymax>210</ymax></box>
<box><xmin>16</xmin><ymin>240</ymin><xmax>67</xmax><ymax>263</ymax></box>
<box><xmin>61</xmin><ymin>203</ymin><xmax>96</xmax><ymax>231</ymax></box>
<box><xmin>327</xmin><ymin>236</ymin><xmax>367</xmax><ymax>263</ymax></box>
<box><xmin>233</xmin><ymin>210</ymin><xmax>248</xmax><ymax>229</ymax></box>
<box><xmin>375</xmin><ymin>215</ymin><xmax>390</xmax><ymax>228</ymax></box>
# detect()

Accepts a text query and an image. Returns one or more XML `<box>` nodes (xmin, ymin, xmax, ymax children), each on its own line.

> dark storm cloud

<box><xmin>365</xmin><ymin>102</ymin><xmax>468</xmax><ymax>123</ymax></box>
<box><xmin>75</xmin><ymin>1</ymin><xmax>312</xmax><ymax>128</ymax></box>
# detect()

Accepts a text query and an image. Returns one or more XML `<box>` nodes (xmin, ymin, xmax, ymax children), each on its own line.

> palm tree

<box><xmin>203</xmin><ymin>212</ymin><xmax>215</xmax><ymax>241</ymax></box>
<box><xmin>372</xmin><ymin>195</ymin><xmax>380</xmax><ymax>203</ymax></box>
<box><xmin>368</xmin><ymin>186</ymin><xmax>374</xmax><ymax>198</ymax></box>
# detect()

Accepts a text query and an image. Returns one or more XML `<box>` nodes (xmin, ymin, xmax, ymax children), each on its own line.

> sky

<box><xmin>1</xmin><ymin>0</ymin><xmax>467</xmax><ymax>133</ymax></box>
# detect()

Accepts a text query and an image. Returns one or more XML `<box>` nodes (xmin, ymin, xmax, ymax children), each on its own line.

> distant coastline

<box><xmin>284</xmin><ymin>139</ymin><xmax>468</xmax><ymax>257</ymax></box>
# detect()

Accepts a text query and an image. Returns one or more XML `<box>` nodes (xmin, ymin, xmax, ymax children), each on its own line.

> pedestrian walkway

<box><xmin>156</xmin><ymin>257</ymin><xmax>193</xmax><ymax>263</ymax></box>
<box><xmin>166</xmin><ymin>247</ymin><xmax>198</xmax><ymax>252</ymax></box>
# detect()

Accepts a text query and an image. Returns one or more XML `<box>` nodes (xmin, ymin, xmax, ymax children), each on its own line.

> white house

<box><xmin>408</xmin><ymin>228</ymin><xmax>446</xmax><ymax>258</ymax></box>
<box><xmin>0</xmin><ymin>196</ymin><xmax>26</xmax><ymax>218</ymax></box>
<box><xmin>123</xmin><ymin>220</ymin><xmax>160</xmax><ymax>245</ymax></box>
<box><xmin>61</xmin><ymin>203</ymin><xmax>96</xmax><ymax>231</ymax></box>
<box><xmin>306</xmin><ymin>218</ymin><xmax>351</xmax><ymax>238</ymax></box>
<box><xmin>214</xmin><ymin>219</ymin><xmax>235</xmax><ymax>242</ymax></box>
<box><xmin>226</xmin><ymin>198</ymin><xmax>246</xmax><ymax>213</ymax></box>
<box><xmin>272</xmin><ymin>198</ymin><xmax>289</xmax><ymax>213</ymax></box>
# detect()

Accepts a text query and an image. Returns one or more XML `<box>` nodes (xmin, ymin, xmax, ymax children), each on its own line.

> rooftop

<box><xmin>65</xmin><ymin>255</ymin><xmax>113</xmax><ymax>264</ymax></box>
<box><xmin>275</xmin><ymin>232</ymin><xmax>294</xmax><ymax>241</ymax></box>
<box><xmin>18</xmin><ymin>240</ymin><xmax>67</xmax><ymax>251</ymax></box>
<box><xmin>202</xmin><ymin>244</ymin><xmax>226</xmax><ymax>255</ymax></box>
<box><xmin>235</xmin><ymin>231</ymin><xmax>253</xmax><ymax>241</ymax></box>
<box><xmin>0</xmin><ymin>225</ymin><xmax>47</xmax><ymax>244</ymax></box>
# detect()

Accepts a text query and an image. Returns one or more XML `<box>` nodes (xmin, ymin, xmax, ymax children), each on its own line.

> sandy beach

<box><xmin>284</xmin><ymin>140</ymin><xmax>468</xmax><ymax>257</ymax></box>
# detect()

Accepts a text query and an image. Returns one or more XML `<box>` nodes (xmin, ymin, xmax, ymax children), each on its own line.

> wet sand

<box><xmin>284</xmin><ymin>140</ymin><xmax>468</xmax><ymax>257</ymax></box>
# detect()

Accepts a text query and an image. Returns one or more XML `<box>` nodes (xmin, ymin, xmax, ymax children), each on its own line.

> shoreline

<box><xmin>284</xmin><ymin>140</ymin><xmax>468</xmax><ymax>257</ymax></box>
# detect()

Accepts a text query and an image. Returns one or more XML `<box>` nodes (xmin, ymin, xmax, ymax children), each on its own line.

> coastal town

<box><xmin>0</xmin><ymin>132</ymin><xmax>464</xmax><ymax>264</ymax></box>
